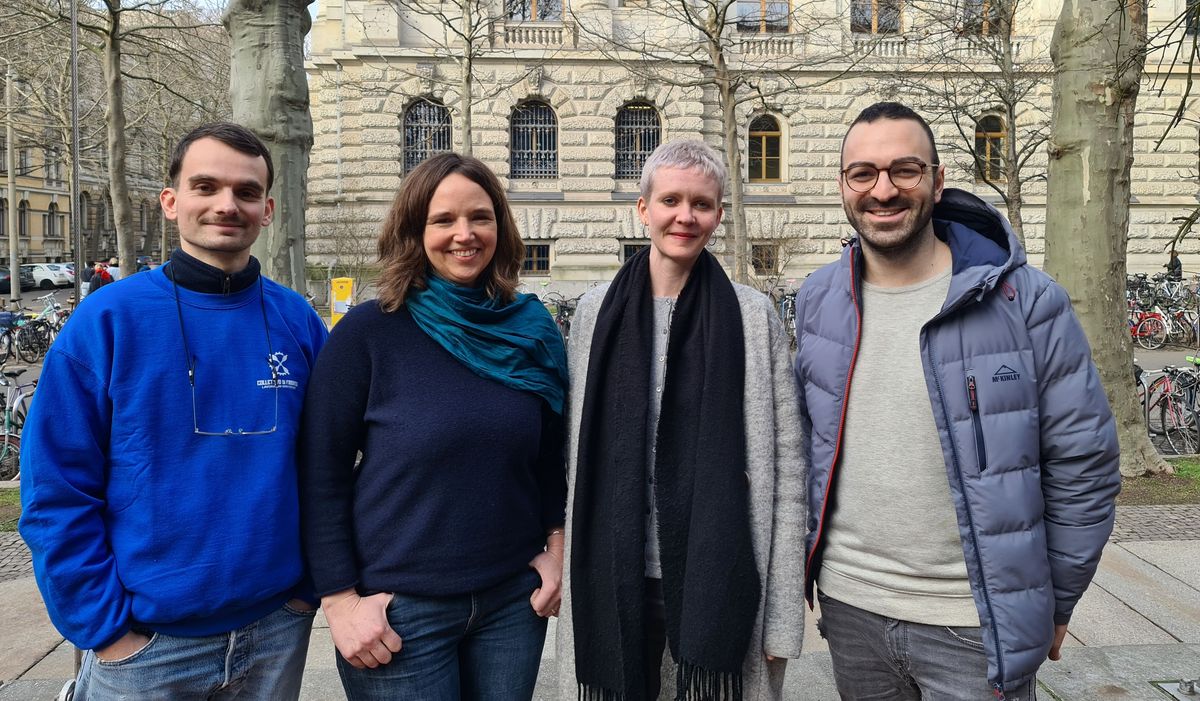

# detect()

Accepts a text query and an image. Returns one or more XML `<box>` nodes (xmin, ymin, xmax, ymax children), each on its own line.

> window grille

<box><xmin>974</xmin><ymin>115</ymin><xmax>1005</xmax><ymax>182</ymax></box>
<box><xmin>18</xmin><ymin>201</ymin><xmax>29</xmax><ymax>238</ymax></box>
<box><xmin>752</xmin><ymin>243</ymin><xmax>778</xmax><ymax>275</ymax></box>
<box><xmin>507</xmin><ymin>0</ymin><xmax>562</xmax><ymax>21</ymax></box>
<box><xmin>615</xmin><ymin>103</ymin><xmax>661</xmax><ymax>180</ymax></box>
<box><xmin>748</xmin><ymin>115</ymin><xmax>782</xmax><ymax>183</ymax></box>
<box><xmin>851</xmin><ymin>0</ymin><xmax>901</xmax><ymax>34</ymax></box>
<box><xmin>18</xmin><ymin>148</ymin><xmax>31</xmax><ymax>176</ymax></box>
<box><xmin>403</xmin><ymin>100</ymin><xmax>452</xmax><ymax>173</ymax></box>
<box><xmin>622</xmin><ymin>242</ymin><xmax>650</xmax><ymax>261</ymax></box>
<box><xmin>523</xmin><ymin>243</ymin><xmax>551</xmax><ymax>274</ymax></box>
<box><xmin>511</xmin><ymin>102</ymin><xmax>558</xmax><ymax>179</ymax></box>
<box><xmin>737</xmin><ymin>0</ymin><xmax>790</xmax><ymax>33</ymax></box>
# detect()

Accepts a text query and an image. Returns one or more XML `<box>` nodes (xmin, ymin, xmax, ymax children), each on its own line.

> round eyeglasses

<box><xmin>841</xmin><ymin>160</ymin><xmax>937</xmax><ymax>193</ymax></box>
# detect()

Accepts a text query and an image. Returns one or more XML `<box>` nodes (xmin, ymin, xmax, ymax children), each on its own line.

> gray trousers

<box><xmin>817</xmin><ymin>592</ymin><xmax>1036</xmax><ymax>701</ymax></box>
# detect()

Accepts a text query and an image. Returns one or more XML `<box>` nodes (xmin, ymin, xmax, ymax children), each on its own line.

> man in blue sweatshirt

<box><xmin>19</xmin><ymin>122</ymin><xmax>328</xmax><ymax>700</ymax></box>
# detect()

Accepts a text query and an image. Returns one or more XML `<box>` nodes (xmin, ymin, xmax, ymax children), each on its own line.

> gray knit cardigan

<box><xmin>554</xmin><ymin>282</ymin><xmax>807</xmax><ymax>700</ymax></box>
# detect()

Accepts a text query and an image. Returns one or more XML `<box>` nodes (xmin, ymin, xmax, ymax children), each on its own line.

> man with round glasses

<box><xmin>792</xmin><ymin>102</ymin><xmax>1119</xmax><ymax>700</ymax></box>
<box><xmin>20</xmin><ymin>122</ymin><xmax>328</xmax><ymax>700</ymax></box>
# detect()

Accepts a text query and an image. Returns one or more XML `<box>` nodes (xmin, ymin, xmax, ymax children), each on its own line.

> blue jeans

<box><xmin>337</xmin><ymin>569</ymin><xmax>548</xmax><ymax>701</ymax></box>
<box><xmin>817</xmin><ymin>592</ymin><xmax>1036</xmax><ymax>701</ymax></box>
<box><xmin>74</xmin><ymin>602</ymin><xmax>315</xmax><ymax>700</ymax></box>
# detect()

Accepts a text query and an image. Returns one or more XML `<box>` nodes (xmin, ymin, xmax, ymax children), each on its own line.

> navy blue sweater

<box><xmin>300</xmin><ymin>301</ymin><xmax>567</xmax><ymax>598</ymax></box>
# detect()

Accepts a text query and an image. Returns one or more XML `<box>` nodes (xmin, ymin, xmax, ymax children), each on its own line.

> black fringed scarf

<box><xmin>571</xmin><ymin>248</ymin><xmax>761</xmax><ymax>701</ymax></box>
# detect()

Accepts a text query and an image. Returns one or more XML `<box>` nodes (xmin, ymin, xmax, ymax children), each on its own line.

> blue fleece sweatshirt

<box><xmin>19</xmin><ymin>261</ymin><xmax>328</xmax><ymax>650</ymax></box>
<box><xmin>300</xmin><ymin>301</ymin><xmax>566</xmax><ymax>598</ymax></box>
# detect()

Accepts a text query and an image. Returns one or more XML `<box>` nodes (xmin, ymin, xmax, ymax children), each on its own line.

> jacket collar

<box><xmin>167</xmin><ymin>248</ymin><xmax>261</xmax><ymax>295</ymax></box>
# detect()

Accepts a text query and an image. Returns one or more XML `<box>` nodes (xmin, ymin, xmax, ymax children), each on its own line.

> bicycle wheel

<box><xmin>13</xmin><ymin>397</ymin><xmax>29</xmax><ymax>433</ymax></box>
<box><xmin>15</xmin><ymin>325</ymin><xmax>44</xmax><ymax>364</ymax></box>
<box><xmin>1161</xmin><ymin>397</ymin><xmax>1199</xmax><ymax>454</ymax></box>
<box><xmin>1146</xmin><ymin>376</ymin><xmax>1170</xmax><ymax>435</ymax></box>
<box><xmin>0</xmin><ymin>435</ymin><xmax>18</xmax><ymax>481</ymax></box>
<box><xmin>1135</xmin><ymin>318</ymin><xmax>1167</xmax><ymax>350</ymax></box>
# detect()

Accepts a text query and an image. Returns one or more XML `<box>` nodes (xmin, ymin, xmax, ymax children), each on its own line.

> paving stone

<box><xmin>1112</xmin><ymin>504</ymin><xmax>1200</xmax><ymax>542</ymax></box>
<box><xmin>0</xmin><ymin>534</ymin><xmax>32</xmax><ymax>585</ymax></box>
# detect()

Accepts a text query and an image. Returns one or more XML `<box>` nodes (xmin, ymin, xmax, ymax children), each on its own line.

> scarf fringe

<box><xmin>674</xmin><ymin>660</ymin><xmax>743</xmax><ymax>701</ymax></box>
<box><xmin>578</xmin><ymin>682</ymin><xmax>624</xmax><ymax>701</ymax></box>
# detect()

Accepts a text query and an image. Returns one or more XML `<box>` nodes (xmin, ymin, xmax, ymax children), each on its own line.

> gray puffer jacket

<box><xmin>793</xmin><ymin>188</ymin><xmax>1120</xmax><ymax>695</ymax></box>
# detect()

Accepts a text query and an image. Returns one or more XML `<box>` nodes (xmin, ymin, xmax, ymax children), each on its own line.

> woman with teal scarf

<box><xmin>299</xmin><ymin>153</ymin><xmax>568</xmax><ymax>700</ymax></box>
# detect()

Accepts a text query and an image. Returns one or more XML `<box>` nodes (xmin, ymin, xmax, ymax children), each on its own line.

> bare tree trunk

<box><xmin>713</xmin><ymin>56</ymin><xmax>748</xmax><ymax>283</ymax></box>
<box><xmin>161</xmin><ymin>129</ymin><xmax>171</xmax><ymax>258</ymax></box>
<box><xmin>225</xmin><ymin>0</ymin><xmax>314</xmax><ymax>292</ymax></box>
<box><xmin>460</xmin><ymin>55</ymin><xmax>473</xmax><ymax>156</ymax></box>
<box><xmin>1005</xmin><ymin>179</ymin><xmax>1025</xmax><ymax>245</ymax></box>
<box><xmin>1044</xmin><ymin>0</ymin><xmax>1166</xmax><ymax>476</ymax></box>
<box><xmin>459</xmin><ymin>4</ymin><xmax>474</xmax><ymax>156</ymax></box>
<box><xmin>103</xmin><ymin>2</ymin><xmax>135</xmax><ymax>279</ymax></box>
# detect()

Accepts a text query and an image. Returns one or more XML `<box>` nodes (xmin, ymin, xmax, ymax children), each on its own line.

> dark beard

<box><xmin>846</xmin><ymin>194</ymin><xmax>936</xmax><ymax>260</ymax></box>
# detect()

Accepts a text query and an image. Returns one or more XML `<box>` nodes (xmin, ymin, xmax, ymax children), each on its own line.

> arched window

<box><xmin>615</xmin><ymin>103</ymin><xmax>661</xmax><ymax>180</ymax></box>
<box><xmin>18</xmin><ymin>201</ymin><xmax>29</xmax><ymax>238</ymax></box>
<box><xmin>748</xmin><ymin>115</ymin><xmax>782</xmax><ymax>183</ymax></box>
<box><xmin>403</xmin><ymin>100</ymin><xmax>453</xmax><ymax>173</ymax></box>
<box><xmin>974</xmin><ymin>114</ymin><xmax>1005</xmax><ymax>182</ymax></box>
<box><xmin>510</xmin><ymin>101</ymin><xmax>558</xmax><ymax>179</ymax></box>
<box><xmin>140</xmin><ymin>201</ymin><xmax>150</xmax><ymax>233</ymax></box>
<box><xmin>47</xmin><ymin>203</ymin><xmax>59</xmax><ymax>238</ymax></box>
<box><xmin>507</xmin><ymin>0</ymin><xmax>561</xmax><ymax>21</ymax></box>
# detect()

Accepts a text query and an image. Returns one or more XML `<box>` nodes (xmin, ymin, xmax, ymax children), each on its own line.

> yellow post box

<box><xmin>330</xmin><ymin>277</ymin><xmax>354</xmax><ymax>327</ymax></box>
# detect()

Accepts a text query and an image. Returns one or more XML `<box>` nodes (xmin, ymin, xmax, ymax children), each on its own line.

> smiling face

<box><xmin>422</xmin><ymin>173</ymin><xmax>499</xmax><ymax>287</ymax></box>
<box><xmin>637</xmin><ymin>165</ymin><xmax>724</xmax><ymax>271</ymax></box>
<box><xmin>160</xmin><ymin>137</ymin><xmax>274</xmax><ymax>273</ymax></box>
<box><xmin>839</xmin><ymin>118</ymin><xmax>944</xmax><ymax>255</ymax></box>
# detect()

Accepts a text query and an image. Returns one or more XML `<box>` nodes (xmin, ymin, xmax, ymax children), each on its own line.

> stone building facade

<box><xmin>1</xmin><ymin>132</ymin><xmax>70</xmax><ymax>263</ymax></box>
<box><xmin>305</xmin><ymin>0</ymin><xmax>1200</xmax><ymax>293</ymax></box>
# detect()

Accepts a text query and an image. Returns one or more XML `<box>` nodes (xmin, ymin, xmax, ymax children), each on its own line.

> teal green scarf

<box><xmin>406</xmin><ymin>274</ymin><xmax>568</xmax><ymax>415</ymax></box>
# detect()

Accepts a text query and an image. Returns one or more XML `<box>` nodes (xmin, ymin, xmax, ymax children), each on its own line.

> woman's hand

<box><xmin>322</xmin><ymin>589</ymin><xmax>403</xmax><ymax>669</ymax></box>
<box><xmin>529</xmin><ymin>528</ymin><xmax>564</xmax><ymax>617</ymax></box>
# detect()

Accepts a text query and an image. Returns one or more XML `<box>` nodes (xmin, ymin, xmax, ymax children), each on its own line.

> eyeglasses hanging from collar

<box><xmin>169</xmin><ymin>264</ymin><xmax>279</xmax><ymax>437</ymax></box>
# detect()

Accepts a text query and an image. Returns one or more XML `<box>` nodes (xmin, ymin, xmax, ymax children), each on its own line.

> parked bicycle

<box><xmin>1138</xmin><ymin>359</ymin><xmax>1200</xmax><ymax>455</ymax></box>
<box><xmin>0</xmin><ymin>365</ymin><xmax>37</xmax><ymax>480</ymax></box>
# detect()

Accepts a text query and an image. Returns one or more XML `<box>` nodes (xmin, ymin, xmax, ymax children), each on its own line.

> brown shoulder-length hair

<box><xmin>376</xmin><ymin>152</ymin><xmax>524</xmax><ymax>312</ymax></box>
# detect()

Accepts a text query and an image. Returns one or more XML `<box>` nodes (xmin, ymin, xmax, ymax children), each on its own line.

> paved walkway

<box><xmin>1110</xmin><ymin>504</ymin><xmax>1200</xmax><ymax>542</ymax></box>
<box><xmin>1</xmin><ymin>505</ymin><xmax>1198</xmax><ymax>699</ymax></box>
<box><xmin>0</xmin><ymin>534</ymin><xmax>32</xmax><ymax>585</ymax></box>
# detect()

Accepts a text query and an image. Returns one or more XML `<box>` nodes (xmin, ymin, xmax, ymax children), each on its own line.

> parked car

<box><xmin>21</xmin><ymin>263</ymin><xmax>72</xmax><ymax>289</ymax></box>
<box><xmin>0</xmin><ymin>267</ymin><xmax>35</xmax><ymax>294</ymax></box>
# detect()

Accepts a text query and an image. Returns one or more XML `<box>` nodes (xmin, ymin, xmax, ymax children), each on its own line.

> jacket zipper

<box><xmin>967</xmin><ymin>375</ymin><xmax>987</xmax><ymax>472</ymax></box>
<box><xmin>805</xmin><ymin>246</ymin><xmax>863</xmax><ymax>607</ymax></box>
<box><xmin>929</xmin><ymin>344</ymin><xmax>1005</xmax><ymax>691</ymax></box>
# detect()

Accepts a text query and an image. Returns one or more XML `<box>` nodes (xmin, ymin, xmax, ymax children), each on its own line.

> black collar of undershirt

<box><xmin>167</xmin><ymin>248</ymin><xmax>261</xmax><ymax>295</ymax></box>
